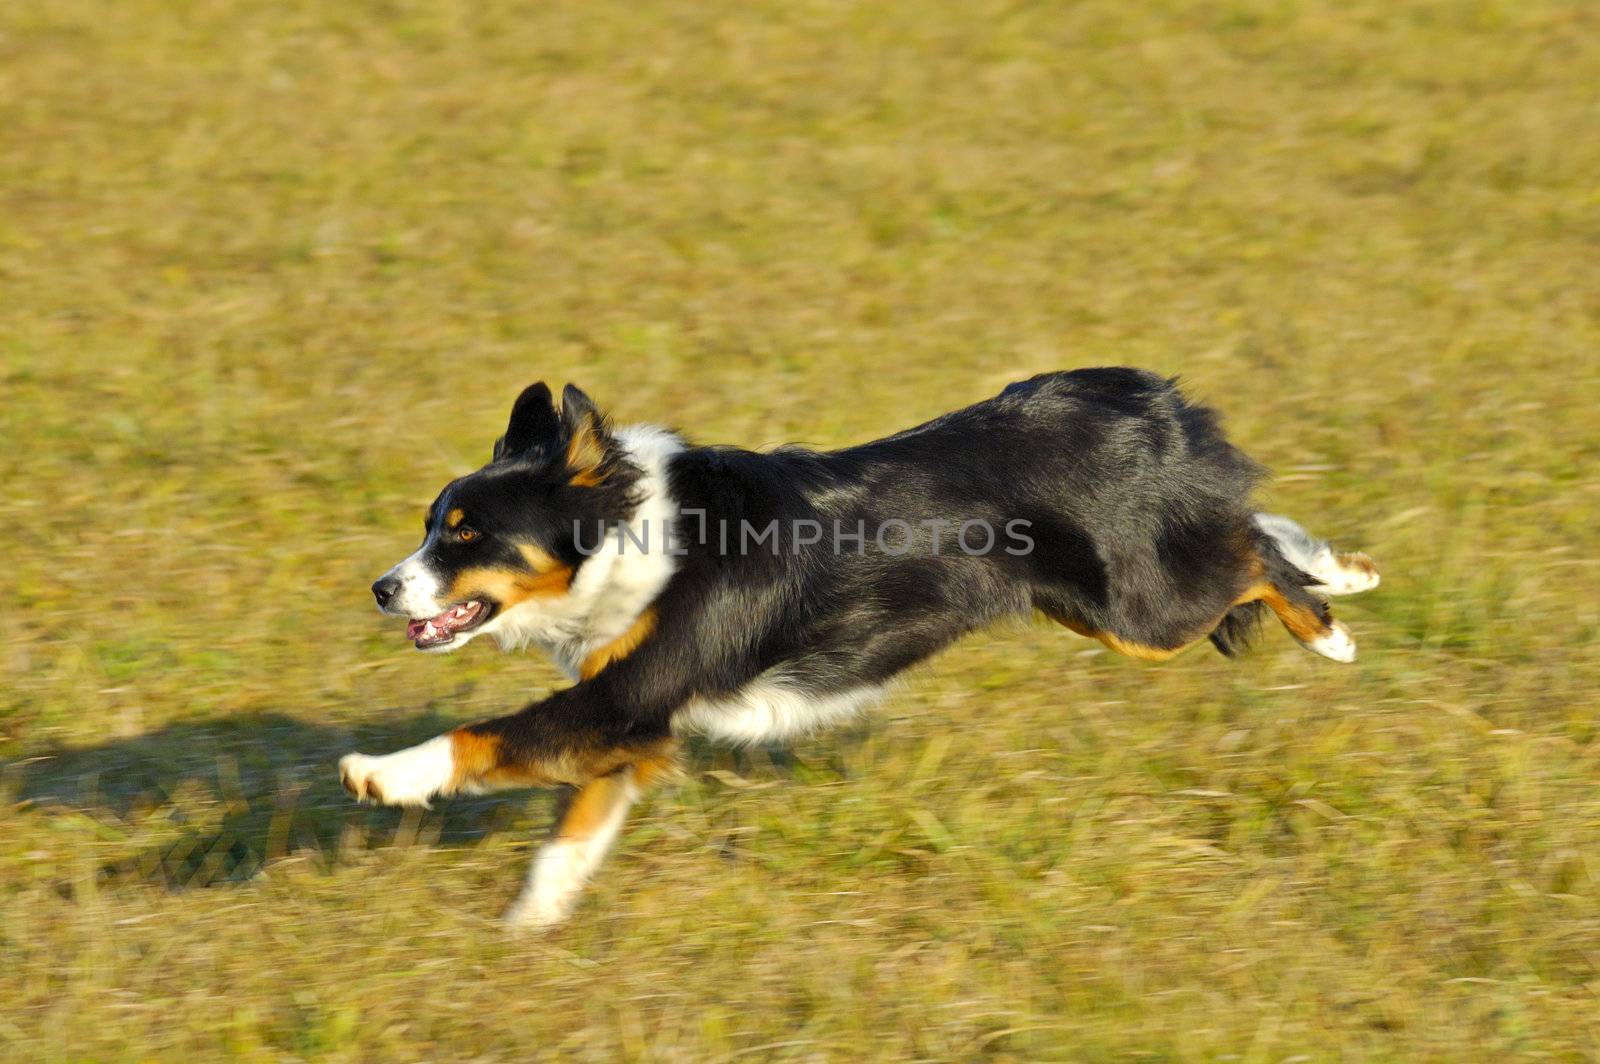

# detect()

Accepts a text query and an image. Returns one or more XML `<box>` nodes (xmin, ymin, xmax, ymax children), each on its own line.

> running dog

<box><xmin>341</xmin><ymin>368</ymin><xmax>1379</xmax><ymax>927</ymax></box>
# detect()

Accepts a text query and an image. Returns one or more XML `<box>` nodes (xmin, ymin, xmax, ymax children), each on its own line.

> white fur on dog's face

<box><xmin>379</xmin><ymin>544</ymin><xmax>445</xmax><ymax>621</ymax></box>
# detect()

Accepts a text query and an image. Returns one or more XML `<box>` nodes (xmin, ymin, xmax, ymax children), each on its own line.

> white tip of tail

<box><xmin>1302</xmin><ymin>621</ymin><xmax>1357</xmax><ymax>663</ymax></box>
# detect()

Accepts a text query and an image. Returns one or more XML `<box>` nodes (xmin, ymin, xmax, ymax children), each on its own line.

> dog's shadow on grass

<box><xmin>3</xmin><ymin>712</ymin><xmax>822</xmax><ymax>893</ymax></box>
<box><xmin>5</xmin><ymin>711</ymin><xmax>539</xmax><ymax>891</ymax></box>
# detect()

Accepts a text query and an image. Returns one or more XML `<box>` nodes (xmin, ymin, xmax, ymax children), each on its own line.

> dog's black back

<box><xmin>655</xmin><ymin>368</ymin><xmax>1265</xmax><ymax>709</ymax></box>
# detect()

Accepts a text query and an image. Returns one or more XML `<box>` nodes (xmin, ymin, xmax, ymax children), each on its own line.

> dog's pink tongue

<box><xmin>406</xmin><ymin>618</ymin><xmax>429</xmax><ymax>640</ymax></box>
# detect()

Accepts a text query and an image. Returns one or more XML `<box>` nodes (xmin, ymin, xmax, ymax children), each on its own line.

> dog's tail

<box><xmin>1209</xmin><ymin>513</ymin><xmax>1380</xmax><ymax>659</ymax></box>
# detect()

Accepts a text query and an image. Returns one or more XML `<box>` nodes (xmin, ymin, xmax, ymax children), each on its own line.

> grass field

<box><xmin>4</xmin><ymin>0</ymin><xmax>1599</xmax><ymax>1059</ymax></box>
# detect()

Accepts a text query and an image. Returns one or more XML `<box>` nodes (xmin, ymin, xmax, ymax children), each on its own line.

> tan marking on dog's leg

<box><xmin>1259</xmin><ymin>585</ymin><xmax>1356</xmax><ymax>662</ymax></box>
<box><xmin>1259</xmin><ymin>585</ymin><xmax>1330</xmax><ymax>643</ymax></box>
<box><xmin>446</xmin><ymin>730</ymin><xmax>571</xmax><ymax>791</ymax></box>
<box><xmin>504</xmin><ymin>743</ymin><xmax>679</xmax><ymax>930</ymax></box>
<box><xmin>449</xmin><ymin>730</ymin><xmax>678</xmax><ymax>792</ymax></box>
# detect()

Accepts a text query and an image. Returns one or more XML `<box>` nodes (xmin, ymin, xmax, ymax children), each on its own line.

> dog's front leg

<box><xmin>337</xmin><ymin>726</ymin><xmax>553</xmax><ymax>808</ymax></box>
<box><xmin>503</xmin><ymin>754</ymin><xmax>676</xmax><ymax>928</ymax></box>
<box><xmin>340</xmin><ymin>693</ymin><xmax>678</xmax><ymax>927</ymax></box>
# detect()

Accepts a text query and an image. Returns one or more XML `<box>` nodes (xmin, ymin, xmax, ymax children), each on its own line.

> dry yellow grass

<box><xmin>3</xmin><ymin>0</ymin><xmax>1599</xmax><ymax>1059</ymax></box>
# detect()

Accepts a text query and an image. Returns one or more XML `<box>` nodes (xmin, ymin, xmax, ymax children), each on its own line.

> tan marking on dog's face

<box><xmin>444</xmin><ymin>544</ymin><xmax>572</xmax><ymax>609</ymax></box>
<box><xmin>579</xmin><ymin>609</ymin><xmax>656</xmax><ymax>680</ymax></box>
<box><xmin>445</xmin><ymin>508</ymin><xmax>465</xmax><ymax>529</ymax></box>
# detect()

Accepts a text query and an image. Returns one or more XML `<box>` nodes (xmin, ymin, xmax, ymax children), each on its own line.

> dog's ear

<box><xmin>495</xmin><ymin>381</ymin><xmax>561</xmax><ymax>460</ymax></box>
<box><xmin>560</xmin><ymin>383</ymin><xmax>617</xmax><ymax>487</ymax></box>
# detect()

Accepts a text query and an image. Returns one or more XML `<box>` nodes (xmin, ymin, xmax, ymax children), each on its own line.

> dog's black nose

<box><xmin>371</xmin><ymin>576</ymin><xmax>400</xmax><ymax>609</ymax></box>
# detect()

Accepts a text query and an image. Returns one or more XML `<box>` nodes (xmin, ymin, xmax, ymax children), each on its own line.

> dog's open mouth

<box><xmin>405</xmin><ymin>600</ymin><xmax>492</xmax><ymax>649</ymax></box>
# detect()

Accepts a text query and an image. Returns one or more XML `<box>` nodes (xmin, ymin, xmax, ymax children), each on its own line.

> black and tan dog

<box><xmin>341</xmin><ymin>369</ymin><xmax>1379</xmax><ymax>927</ymax></box>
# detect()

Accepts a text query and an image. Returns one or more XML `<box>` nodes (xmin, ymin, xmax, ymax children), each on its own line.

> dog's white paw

<box><xmin>1309</xmin><ymin>550</ymin><xmax>1381</xmax><ymax>596</ymax></box>
<box><xmin>338</xmin><ymin>736</ymin><xmax>456</xmax><ymax>808</ymax></box>
<box><xmin>503</xmin><ymin>891</ymin><xmax>571</xmax><ymax>931</ymax></box>
<box><xmin>502</xmin><ymin>838</ymin><xmax>592</xmax><ymax>931</ymax></box>
<box><xmin>1302</xmin><ymin>621</ymin><xmax>1357</xmax><ymax>663</ymax></box>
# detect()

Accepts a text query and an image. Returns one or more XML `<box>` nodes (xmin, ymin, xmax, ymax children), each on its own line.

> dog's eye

<box><xmin>458</xmin><ymin>526</ymin><xmax>481</xmax><ymax>543</ymax></box>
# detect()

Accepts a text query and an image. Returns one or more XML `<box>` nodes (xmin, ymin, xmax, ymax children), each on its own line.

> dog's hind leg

<box><xmin>1250</xmin><ymin>581</ymin><xmax>1357</xmax><ymax>663</ymax></box>
<box><xmin>1253</xmin><ymin>513</ymin><xmax>1380</xmax><ymax>597</ymax></box>
<box><xmin>1230</xmin><ymin>515</ymin><xmax>1380</xmax><ymax>663</ymax></box>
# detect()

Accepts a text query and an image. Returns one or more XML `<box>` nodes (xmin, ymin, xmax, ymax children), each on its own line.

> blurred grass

<box><xmin>2</xmin><ymin>0</ymin><xmax>1599</xmax><ymax>1059</ymax></box>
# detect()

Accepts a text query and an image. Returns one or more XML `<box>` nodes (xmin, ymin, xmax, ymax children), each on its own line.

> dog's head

<box><xmin>371</xmin><ymin>382</ymin><xmax>641</xmax><ymax>652</ymax></box>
